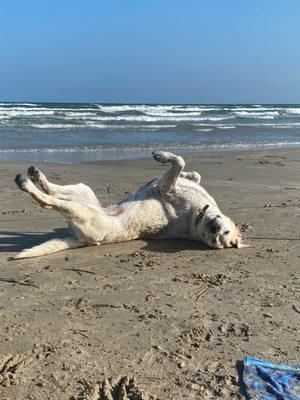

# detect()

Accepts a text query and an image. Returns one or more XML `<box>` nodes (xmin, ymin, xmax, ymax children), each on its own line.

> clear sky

<box><xmin>1</xmin><ymin>0</ymin><xmax>300</xmax><ymax>103</ymax></box>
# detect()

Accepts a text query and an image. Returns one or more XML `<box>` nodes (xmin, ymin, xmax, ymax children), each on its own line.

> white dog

<box><xmin>13</xmin><ymin>151</ymin><xmax>248</xmax><ymax>259</ymax></box>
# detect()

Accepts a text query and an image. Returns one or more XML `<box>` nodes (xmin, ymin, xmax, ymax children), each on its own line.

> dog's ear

<box><xmin>195</xmin><ymin>204</ymin><xmax>209</xmax><ymax>225</ymax></box>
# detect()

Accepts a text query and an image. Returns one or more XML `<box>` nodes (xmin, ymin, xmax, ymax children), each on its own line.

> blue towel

<box><xmin>243</xmin><ymin>357</ymin><xmax>300</xmax><ymax>400</ymax></box>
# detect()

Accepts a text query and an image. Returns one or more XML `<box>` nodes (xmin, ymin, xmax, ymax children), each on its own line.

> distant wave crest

<box><xmin>0</xmin><ymin>102</ymin><xmax>299</xmax><ymax>162</ymax></box>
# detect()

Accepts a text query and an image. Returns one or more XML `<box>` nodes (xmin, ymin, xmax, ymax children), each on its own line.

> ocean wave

<box><xmin>1</xmin><ymin>119</ymin><xmax>300</xmax><ymax>131</ymax></box>
<box><xmin>0</xmin><ymin>102</ymin><xmax>39</xmax><ymax>106</ymax></box>
<box><xmin>216</xmin><ymin>125</ymin><xmax>236</xmax><ymax>129</ymax></box>
<box><xmin>30</xmin><ymin>123</ymin><xmax>81</xmax><ymax>129</ymax></box>
<box><xmin>1</xmin><ymin>141</ymin><xmax>300</xmax><ymax>154</ymax></box>
<box><xmin>233</xmin><ymin>122</ymin><xmax>300</xmax><ymax>128</ymax></box>
<box><xmin>173</xmin><ymin>106</ymin><xmax>222</xmax><ymax>112</ymax></box>
<box><xmin>286</xmin><ymin>108</ymin><xmax>300</xmax><ymax>114</ymax></box>
<box><xmin>234</xmin><ymin>111</ymin><xmax>279</xmax><ymax>118</ymax></box>
<box><xmin>233</xmin><ymin>107</ymin><xmax>283</xmax><ymax>112</ymax></box>
<box><xmin>63</xmin><ymin>111</ymin><xmax>96</xmax><ymax>117</ymax></box>
<box><xmin>96</xmin><ymin>104</ymin><xmax>225</xmax><ymax>115</ymax></box>
<box><xmin>0</xmin><ymin>109</ymin><xmax>56</xmax><ymax>117</ymax></box>
<box><xmin>0</xmin><ymin>103</ymin><xmax>299</xmax><ymax>149</ymax></box>
<box><xmin>0</xmin><ymin>107</ymin><xmax>99</xmax><ymax>113</ymax></box>
<box><xmin>84</xmin><ymin>115</ymin><xmax>234</xmax><ymax>122</ymax></box>
<box><xmin>27</xmin><ymin>123</ymin><xmax>177</xmax><ymax>130</ymax></box>
<box><xmin>26</xmin><ymin>115</ymin><xmax>234</xmax><ymax>123</ymax></box>
<box><xmin>194</xmin><ymin>128</ymin><xmax>214</xmax><ymax>132</ymax></box>
<box><xmin>1</xmin><ymin>104</ymin><xmax>300</xmax><ymax>126</ymax></box>
<box><xmin>97</xmin><ymin>104</ymin><xmax>177</xmax><ymax>114</ymax></box>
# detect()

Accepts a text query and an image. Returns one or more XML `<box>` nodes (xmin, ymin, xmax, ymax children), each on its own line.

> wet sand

<box><xmin>0</xmin><ymin>148</ymin><xmax>299</xmax><ymax>399</ymax></box>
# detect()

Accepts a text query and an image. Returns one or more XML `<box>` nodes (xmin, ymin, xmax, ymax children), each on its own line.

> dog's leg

<box><xmin>180</xmin><ymin>171</ymin><xmax>201</xmax><ymax>184</ymax></box>
<box><xmin>27</xmin><ymin>166</ymin><xmax>78</xmax><ymax>196</ymax></box>
<box><xmin>152</xmin><ymin>151</ymin><xmax>185</xmax><ymax>193</ymax></box>
<box><xmin>13</xmin><ymin>237</ymin><xmax>83</xmax><ymax>259</ymax></box>
<box><xmin>27</xmin><ymin>166</ymin><xmax>100</xmax><ymax>208</ymax></box>
<box><xmin>14</xmin><ymin>174</ymin><xmax>98</xmax><ymax>221</ymax></box>
<box><xmin>13</xmin><ymin>174</ymin><xmax>111</xmax><ymax>259</ymax></box>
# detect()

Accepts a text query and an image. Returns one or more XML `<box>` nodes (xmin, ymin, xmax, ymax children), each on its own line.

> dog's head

<box><xmin>194</xmin><ymin>205</ymin><xmax>249</xmax><ymax>249</ymax></box>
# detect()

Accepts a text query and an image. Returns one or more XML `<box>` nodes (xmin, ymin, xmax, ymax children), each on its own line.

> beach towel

<box><xmin>243</xmin><ymin>357</ymin><xmax>300</xmax><ymax>400</ymax></box>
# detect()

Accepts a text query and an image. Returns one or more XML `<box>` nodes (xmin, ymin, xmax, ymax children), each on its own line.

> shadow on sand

<box><xmin>1</xmin><ymin>229</ymin><xmax>212</xmax><ymax>256</ymax></box>
<box><xmin>141</xmin><ymin>238</ymin><xmax>210</xmax><ymax>253</ymax></box>
<box><xmin>0</xmin><ymin>228</ymin><xmax>69</xmax><ymax>253</ymax></box>
<box><xmin>235</xmin><ymin>360</ymin><xmax>248</xmax><ymax>398</ymax></box>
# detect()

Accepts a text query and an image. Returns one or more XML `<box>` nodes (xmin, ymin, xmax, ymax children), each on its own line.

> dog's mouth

<box><xmin>208</xmin><ymin>238</ymin><xmax>236</xmax><ymax>249</ymax></box>
<box><xmin>208</xmin><ymin>235</ymin><xmax>249</xmax><ymax>249</ymax></box>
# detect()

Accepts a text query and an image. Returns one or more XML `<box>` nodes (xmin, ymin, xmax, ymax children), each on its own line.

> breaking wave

<box><xmin>0</xmin><ymin>102</ymin><xmax>299</xmax><ymax>162</ymax></box>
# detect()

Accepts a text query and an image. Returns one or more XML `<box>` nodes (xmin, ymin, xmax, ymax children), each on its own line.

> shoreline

<box><xmin>0</xmin><ymin>142</ymin><xmax>300</xmax><ymax>164</ymax></box>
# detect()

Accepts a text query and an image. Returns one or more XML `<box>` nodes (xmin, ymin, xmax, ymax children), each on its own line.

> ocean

<box><xmin>0</xmin><ymin>102</ymin><xmax>299</xmax><ymax>163</ymax></box>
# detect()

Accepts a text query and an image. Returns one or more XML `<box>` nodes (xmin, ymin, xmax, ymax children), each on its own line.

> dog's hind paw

<box><xmin>10</xmin><ymin>250</ymin><xmax>30</xmax><ymax>260</ymax></box>
<box><xmin>8</xmin><ymin>254</ymin><xmax>22</xmax><ymax>261</ymax></box>
<box><xmin>14</xmin><ymin>174</ymin><xmax>29</xmax><ymax>192</ymax></box>
<box><xmin>27</xmin><ymin>166</ymin><xmax>40</xmax><ymax>182</ymax></box>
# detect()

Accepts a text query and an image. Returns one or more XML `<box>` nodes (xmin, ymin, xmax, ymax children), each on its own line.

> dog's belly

<box><xmin>98</xmin><ymin>178</ymin><xmax>221</xmax><ymax>242</ymax></box>
<box><xmin>116</xmin><ymin>185</ymin><xmax>174</xmax><ymax>238</ymax></box>
<box><xmin>120</xmin><ymin>197</ymin><xmax>171</xmax><ymax>238</ymax></box>
<box><xmin>117</xmin><ymin>184</ymin><xmax>194</xmax><ymax>240</ymax></box>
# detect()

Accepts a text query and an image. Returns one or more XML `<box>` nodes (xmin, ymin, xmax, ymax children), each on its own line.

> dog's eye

<box><xmin>224</xmin><ymin>230</ymin><xmax>230</xmax><ymax>235</ymax></box>
<box><xmin>211</xmin><ymin>238</ymin><xmax>217</xmax><ymax>243</ymax></box>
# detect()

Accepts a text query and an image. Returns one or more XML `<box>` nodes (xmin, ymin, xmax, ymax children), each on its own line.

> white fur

<box><xmin>12</xmin><ymin>151</ymin><xmax>246</xmax><ymax>259</ymax></box>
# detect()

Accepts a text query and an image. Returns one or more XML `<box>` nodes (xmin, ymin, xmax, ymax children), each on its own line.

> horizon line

<box><xmin>1</xmin><ymin>100</ymin><xmax>300</xmax><ymax>106</ymax></box>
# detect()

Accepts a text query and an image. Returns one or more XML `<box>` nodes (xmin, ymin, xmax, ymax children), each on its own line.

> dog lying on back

<box><xmin>13</xmin><ymin>151</ymin><xmax>249</xmax><ymax>259</ymax></box>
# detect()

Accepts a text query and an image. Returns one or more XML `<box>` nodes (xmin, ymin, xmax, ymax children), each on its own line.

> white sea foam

<box><xmin>1</xmin><ymin>104</ymin><xmax>299</xmax><ymax>127</ymax></box>
<box><xmin>0</xmin><ymin>102</ymin><xmax>38</xmax><ymax>106</ymax></box>
<box><xmin>1</xmin><ymin>103</ymin><xmax>300</xmax><ymax>163</ymax></box>
<box><xmin>234</xmin><ymin>122</ymin><xmax>300</xmax><ymax>128</ymax></box>
<box><xmin>173</xmin><ymin>106</ymin><xmax>221</xmax><ymax>112</ymax></box>
<box><xmin>83</xmin><ymin>115</ymin><xmax>234</xmax><ymax>122</ymax></box>
<box><xmin>233</xmin><ymin>107</ymin><xmax>283</xmax><ymax>112</ymax></box>
<box><xmin>143</xmin><ymin>111</ymin><xmax>204</xmax><ymax>117</ymax></box>
<box><xmin>286</xmin><ymin>108</ymin><xmax>300</xmax><ymax>114</ymax></box>
<box><xmin>217</xmin><ymin>125</ymin><xmax>236</xmax><ymax>129</ymax></box>
<box><xmin>0</xmin><ymin>106</ymin><xmax>99</xmax><ymax>113</ymax></box>
<box><xmin>194</xmin><ymin>128</ymin><xmax>214</xmax><ymax>132</ymax></box>
<box><xmin>0</xmin><ymin>109</ymin><xmax>55</xmax><ymax>117</ymax></box>
<box><xmin>64</xmin><ymin>111</ymin><xmax>96</xmax><ymax>117</ymax></box>
<box><xmin>31</xmin><ymin>124</ymin><xmax>79</xmax><ymax>129</ymax></box>
<box><xmin>1</xmin><ymin>141</ymin><xmax>300</xmax><ymax>154</ymax></box>
<box><xmin>234</xmin><ymin>111</ymin><xmax>279</xmax><ymax>118</ymax></box>
<box><xmin>28</xmin><ymin>122</ymin><xmax>178</xmax><ymax>130</ymax></box>
<box><xmin>97</xmin><ymin>104</ymin><xmax>222</xmax><ymax>114</ymax></box>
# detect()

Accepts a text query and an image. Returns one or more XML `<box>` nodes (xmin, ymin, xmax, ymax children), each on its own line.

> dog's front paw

<box><xmin>27</xmin><ymin>166</ymin><xmax>40</xmax><ymax>182</ymax></box>
<box><xmin>152</xmin><ymin>150</ymin><xmax>172</xmax><ymax>164</ymax></box>
<box><xmin>14</xmin><ymin>174</ymin><xmax>29</xmax><ymax>192</ymax></box>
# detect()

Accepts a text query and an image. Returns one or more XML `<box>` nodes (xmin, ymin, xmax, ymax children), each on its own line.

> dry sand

<box><xmin>0</xmin><ymin>148</ymin><xmax>299</xmax><ymax>399</ymax></box>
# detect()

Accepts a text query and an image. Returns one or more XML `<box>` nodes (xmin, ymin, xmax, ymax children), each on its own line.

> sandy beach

<box><xmin>0</xmin><ymin>148</ymin><xmax>299</xmax><ymax>399</ymax></box>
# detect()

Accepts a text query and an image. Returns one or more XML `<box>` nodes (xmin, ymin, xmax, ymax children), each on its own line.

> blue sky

<box><xmin>0</xmin><ymin>0</ymin><xmax>299</xmax><ymax>103</ymax></box>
